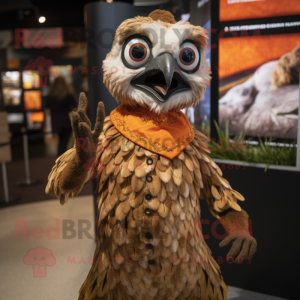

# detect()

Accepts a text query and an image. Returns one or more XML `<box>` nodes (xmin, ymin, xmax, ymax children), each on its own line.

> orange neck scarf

<box><xmin>110</xmin><ymin>104</ymin><xmax>194</xmax><ymax>159</ymax></box>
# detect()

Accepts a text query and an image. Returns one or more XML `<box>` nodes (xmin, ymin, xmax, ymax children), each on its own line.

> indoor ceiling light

<box><xmin>39</xmin><ymin>16</ymin><xmax>46</xmax><ymax>23</ymax></box>
<box><xmin>106</xmin><ymin>0</ymin><xmax>113</xmax><ymax>3</ymax></box>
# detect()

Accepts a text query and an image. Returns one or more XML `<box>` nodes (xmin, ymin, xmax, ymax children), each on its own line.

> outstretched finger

<box><xmin>227</xmin><ymin>238</ymin><xmax>243</xmax><ymax>259</ymax></box>
<box><xmin>70</xmin><ymin>112</ymin><xmax>80</xmax><ymax>141</ymax></box>
<box><xmin>78</xmin><ymin>110</ymin><xmax>92</xmax><ymax>128</ymax></box>
<box><xmin>249</xmin><ymin>238</ymin><xmax>257</xmax><ymax>257</ymax></box>
<box><xmin>93</xmin><ymin>102</ymin><xmax>106</xmax><ymax>138</ymax></box>
<box><xmin>235</xmin><ymin>239</ymin><xmax>251</xmax><ymax>262</ymax></box>
<box><xmin>219</xmin><ymin>234</ymin><xmax>232</xmax><ymax>248</ymax></box>
<box><xmin>78</xmin><ymin>122</ymin><xmax>91</xmax><ymax>138</ymax></box>
<box><xmin>78</xmin><ymin>92</ymin><xmax>88</xmax><ymax>113</ymax></box>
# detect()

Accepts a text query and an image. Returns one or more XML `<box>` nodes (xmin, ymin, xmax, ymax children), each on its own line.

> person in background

<box><xmin>46</xmin><ymin>76</ymin><xmax>77</xmax><ymax>157</ymax></box>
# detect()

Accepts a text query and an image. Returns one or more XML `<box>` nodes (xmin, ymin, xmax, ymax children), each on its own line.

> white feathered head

<box><xmin>103</xmin><ymin>9</ymin><xmax>210</xmax><ymax>114</ymax></box>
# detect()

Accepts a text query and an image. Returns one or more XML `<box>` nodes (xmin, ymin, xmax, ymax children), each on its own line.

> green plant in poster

<box><xmin>208</xmin><ymin>121</ymin><xmax>297</xmax><ymax>170</ymax></box>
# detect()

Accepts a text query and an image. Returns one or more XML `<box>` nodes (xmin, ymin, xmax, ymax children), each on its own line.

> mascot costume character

<box><xmin>46</xmin><ymin>9</ymin><xmax>257</xmax><ymax>300</ymax></box>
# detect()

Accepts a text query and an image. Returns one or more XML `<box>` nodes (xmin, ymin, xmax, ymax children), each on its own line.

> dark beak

<box><xmin>130</xmin><ymin>52</ymin><xmax>190</xmax><ymax>103</ymax></box>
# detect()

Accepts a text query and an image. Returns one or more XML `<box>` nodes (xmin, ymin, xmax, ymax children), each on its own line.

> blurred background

<box><xmin>0</xmin><ymin>1</ymin><xmax>299</xmax><ymax>300</ymax></box>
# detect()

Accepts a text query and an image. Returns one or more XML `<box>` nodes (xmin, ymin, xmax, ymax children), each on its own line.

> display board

<box><xmin>1</xmin><ymin>71</ymin><xmax>22</xmax><ymax>107</ymax></box>
<box><xmin>1</xmin><ymin>71</ymin><xmax>20</xmax><ymax>88</ymax></box>
<box><xmin>2</xmin><ymin>88</ymin><xmax>22</xmax><ymax>106</ymax></box>
<box><xmin>0</xmin><ymin>70</ymin><xmax>44</xmax><ymax>133</ymax></box>
<box><xmin>219</xmin><ymin>33</ymin><xmax>300</xmax><ymax>139</ymax></box>
<box><xmin>206</xmin><ymin>1</ymin><xmax>300</xmax><ymax>169</ymax></box>
<box><xmin>23</xmin><ymin>90</ymin><xmax>42</xmax><ymax>111</ymax></box>
<box><xmin>22</xmin><ymin>71</ymin><xmax>40</xmax><ymax>89</ymax></box>
<box><xmin>26</xmin><ymin>112</ymin><xmax>44</xmax><ymax>130</ymax></box>
<box><xmin>220</xmin><ymin>0</ymin><xmax>300</xmax><ymax>22</ymax></box>
<box><xmin>217</xmin><ymin>1</ymin><xmax>300</xmax><ymax>140</ymax></box>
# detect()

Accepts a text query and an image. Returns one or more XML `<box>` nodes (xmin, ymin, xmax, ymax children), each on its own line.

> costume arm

<box><xmin>193</xmin><ymin>129</ymin><xmax>257</xmax><ymax>261</ymax></box>
<box><xmin>45</xmin><ymin>93</ymin><xmax>105</xmax><ymax>204</ymax></box>
<box><xmin>45</xmin><ymin>148</ymin><xmax>90</xmax><ymax>204</ymax></box>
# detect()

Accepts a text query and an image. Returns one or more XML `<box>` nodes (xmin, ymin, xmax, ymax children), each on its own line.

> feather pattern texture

<box><xmin>45</xmin><ymin>116</ymin><xmax>246</xmax><ymax>300</ymax></box>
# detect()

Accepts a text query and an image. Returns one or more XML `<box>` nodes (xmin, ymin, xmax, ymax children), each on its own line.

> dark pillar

<box><xmin>0</xmin><ymin>49</ymin><xmax>7</xmax><ymax>70</ymax></box>
<box><xmin>0</xmin><ymin>49</ymin><xmax>7</xmax><ymax>110</ymax></box>
<box><xmin>84</xmin><ymin>2</ymin><xmax>142</xmax><ymax>124</ymax></box>
<box><xmin>84</xmin><ymin>2</ymin><xmax>143</xmax><ymax>236</ymax></box>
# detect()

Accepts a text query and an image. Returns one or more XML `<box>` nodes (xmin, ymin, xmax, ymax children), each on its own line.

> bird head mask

<box><xmin>103</xmin><ymin>9</ymin><xmax>210</xmax><ymax>114</ymax></box>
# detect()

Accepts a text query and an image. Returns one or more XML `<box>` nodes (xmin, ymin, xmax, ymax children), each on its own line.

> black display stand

<box><xmin>16</xmin><ymin>130</ymin><xmax>40</xmax><ymax>187</ymax></box>
<box><xmin>0</xmin><ymin>162</ymin><xmax>19</xmax><ymax>206</ymax></box>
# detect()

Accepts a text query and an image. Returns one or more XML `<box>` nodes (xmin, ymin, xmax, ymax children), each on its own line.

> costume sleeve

<box><xmin>192</xmin><ymin>129</ymin><xmax>245</xmax><ymax>219</ymax></box>
<box><xmin>45</xmin><ymin>147</ymin><xmax>91</xmax><ymax>204</ymax></box>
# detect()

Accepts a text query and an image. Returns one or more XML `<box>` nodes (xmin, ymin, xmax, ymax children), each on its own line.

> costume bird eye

<box><xmin>122</xmin><ymin>36</ymin><xmax>152</xmax><ymax>69</ymax></box>
<box><xmin>177</xmin><ymin>41</ymin><xmax>200</xmax><ymax>73</ymax></box>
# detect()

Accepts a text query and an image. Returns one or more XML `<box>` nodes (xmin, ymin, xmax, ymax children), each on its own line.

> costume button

<box><xmin>145</xmin><ymin>194</ymin><xmax>152</xmax><ymax>200</ymax></box>
<box><xmin>147</xmin><ymin>158</ymin><xmax>153</xmax><ymax>165</ymax></box>
<box><xmin>146</xmin><ymin>244</ymin><xmax>153</xmax><ymax>250</ymax></box>
<box><xmin>148</xmin><ymin>260</ymin><xmax>155</xmax><ymax>265</ymax></box>
<box><xmin>144</xmin><ymin>208</ymin><xmax>151</xmax><ymax>216</ymax></box>
<box><xmin>145</xmin><ymin>232</ymin><xmax>153</xmax><ymax>239</ymax></box>
<box><xmin>146</xmin><ymin>175</ymin><xmax>153</xmax><ymax>183</ymax></box>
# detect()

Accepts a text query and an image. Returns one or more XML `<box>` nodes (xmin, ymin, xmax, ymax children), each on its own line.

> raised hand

<box><xmin>69</xmin><ymin>92</ymin><xmax>105</xmax><ymax>164</ymax></box>
<box><xmin>219</xmin><ymin>209</ymin><xmax>257</xmax><ymax>263</ymax></box>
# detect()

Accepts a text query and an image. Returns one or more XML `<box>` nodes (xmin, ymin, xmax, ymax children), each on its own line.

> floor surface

<box><xmin>0</xmin><ymin>155</ymin><xmax>93</xmax><ymax>207</ymax></box>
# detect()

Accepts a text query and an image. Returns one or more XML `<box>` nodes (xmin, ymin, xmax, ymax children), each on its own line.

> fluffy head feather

<box><xmin>103</xmin><ymin>10</ymin><xmax>210</xmax><ymax>114</ymax></box>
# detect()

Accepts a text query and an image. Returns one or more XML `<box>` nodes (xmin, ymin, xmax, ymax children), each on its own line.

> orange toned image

<box><xmin>29</xmin><ymin>112</ymin><xmax>44</xmax><ymax>123</ymax></box>
<box><xmin>22</xmin><ymin>71</ymin><xmax>40</xmax><ymax>89</ymax></box>
<box><xmin>218</xmin><ymin>33</ymin><xmax>300</xmax><ymax>140</ymax></box>
<box><xmin>23</xmin><ymin>90</ymin><xmax>42</xmax><ymax>110</ymax></box>
<box><xmin>220</xmin><ymin>0</ymin><xmax>300</xmax><ymax>22</ymax></box>
<box><xmin>219</xmin><ymin>33</ymin><xmax>300</xmax><ymax>78</ymax></box>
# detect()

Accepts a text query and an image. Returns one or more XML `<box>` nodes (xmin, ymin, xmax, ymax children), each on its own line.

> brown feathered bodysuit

<box><xmin>46</xmin><ymin>9</ymin><xmax>257</xmax><ymax>300</ymax></box>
